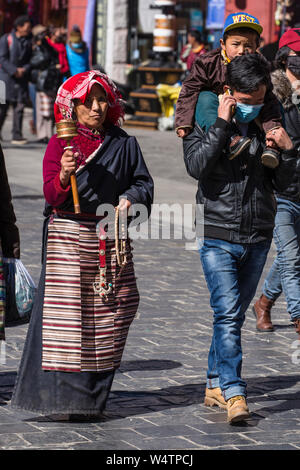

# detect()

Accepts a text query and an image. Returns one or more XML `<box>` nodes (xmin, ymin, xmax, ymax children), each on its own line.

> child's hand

<box><xmin>266</xmin><ymin>127</ymin><xmax>293</xmax><ymax>151</ymax></box>
<box><xmin>176</xmin><ymin>128</ymin><xmax>191</xmax><ymax>138</ymax></box>
<box><xmin>218</xmin><ymin>94</ymin><xmax>236</xmax><ymax>122</ymax></box>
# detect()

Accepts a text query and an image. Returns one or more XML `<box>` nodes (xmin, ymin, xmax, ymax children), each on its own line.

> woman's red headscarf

<box><xmin>54</xmin><ymin>70</ymin><xmax>125</xmax><ymax>127</ymax></box>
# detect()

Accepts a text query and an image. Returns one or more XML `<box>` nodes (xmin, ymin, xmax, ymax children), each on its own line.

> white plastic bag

<box><xmin>14</xmin><ymin>259</ymin><xmax>36</xmax><ymax>316</ymax></box>
<box><xmin>3</xmin><ymin>258</ymin><xmax>36</xmax><ymax>319</ymax></box>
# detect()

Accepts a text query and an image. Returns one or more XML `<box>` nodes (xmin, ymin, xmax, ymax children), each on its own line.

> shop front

<box><xmin>0</xmin><ymin>0</ymin><xmax>68</xmax><ymax>36</ymax></box>
<box><xmin>0</xmin><ymin>0</ymin><xmax>29</xmax><ymax>35</ymax></box>
<box><xmin>39</xmin><ymin>0</ymin><xmax>68</xmax><ymax>28</ymax></box>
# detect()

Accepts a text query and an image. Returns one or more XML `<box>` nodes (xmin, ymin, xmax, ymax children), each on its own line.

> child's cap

<box><xmin>279</xmin><ymin>28</ymin><xmax>300</xmax><ymax>51</ymax></box>
<box><xmin>223</xmin><ymin>12</ymin><xmax>263</xmax><ymax>37</ymax></box>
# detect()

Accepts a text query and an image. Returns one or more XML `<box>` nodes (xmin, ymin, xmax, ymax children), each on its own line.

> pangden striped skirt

<box><xmin>42</xmin><ymin>216</ymin><xmax>139</xmax><ymax>373</ymax></box>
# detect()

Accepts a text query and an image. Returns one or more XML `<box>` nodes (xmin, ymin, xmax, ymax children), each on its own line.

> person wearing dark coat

<box><xmin>11</xmin><ymin>71</ymin><xmax>153</xmax><ymax>420</ymax></box>
<box><xmin>0</xmin><ymin>15</ymin><xmax>32</xmax><ymax>145</ymax></box>
<box><xmin>183</xmin><ymin>54</ymin><xmax>296</xmax><ymax>423</ymax></box>
<box><xmin>30</xmin><ymin>25</ymin><xmax>61</xmax><ymax>143</ymax></box>
<box><xmin>253</xmin><ymin>29</ymin><xmax>300</xmax><ymax>338</ymax></box>
<box><xmin>0</xmin><ymin>143</ymin><xmax>20</xmax><ymax>343</ymax></box>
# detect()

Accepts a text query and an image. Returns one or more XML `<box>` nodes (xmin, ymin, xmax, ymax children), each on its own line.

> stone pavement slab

<box><xmin>0</xmin><ymin>113</ymin><xmax>300</xmax><ymax>451</ymax></box>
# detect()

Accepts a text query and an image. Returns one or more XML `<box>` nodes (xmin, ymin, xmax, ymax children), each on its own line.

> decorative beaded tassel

<box><xmin>93</xmin><ymin>206</ymin><xmax>128</xmax><ymax>301</ymax></box>
<box><xmin>93</xmin><ymin>224</ymin><xmax>113</xmax><ymax>301</ymax></box>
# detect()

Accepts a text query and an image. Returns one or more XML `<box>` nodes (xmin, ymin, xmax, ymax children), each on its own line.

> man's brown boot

<box><xmin>204</xmin><ymin>387</ymin><xmax>227</xmax><ymax>410</ymax></box>
<box><xmin>253</xmin><ymin>294</ymin><xmax>274</xmax><ymax>332</ymax></box>
<box><xmin>294</xmin><ymin>318</ymin><xmax>300</xmax><ymax>339</ymax></box>
<box><xmin>227</xmin><ymin>396</ymin><xmax>250</xmax><ymax>424</ymax></box>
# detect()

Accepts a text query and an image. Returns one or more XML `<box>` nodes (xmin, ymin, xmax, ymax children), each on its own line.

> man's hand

<box><xmin>176</xmin><ymin>128</ymin><xmax>191</xmax><ymax>138</ymax></box>
<box><xmin>60</xmin><ymin>149</ymin><xmax>78</xmax><ymax>188</ymax></box>
<box><xmin>266</xmin><ymin>127</ymin><xmax>293</xmax><ymax>151</ymax></box>
<box><xmin>218</xmin><ymin>93</ymin><xmax>236</xmax><ymax>122</ymax></box>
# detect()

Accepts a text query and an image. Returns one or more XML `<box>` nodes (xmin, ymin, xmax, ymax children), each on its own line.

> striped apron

<box><xmin>42</xmin><ymin>214</ymin><xmax>139</xmax><ymax>372</ymax></box>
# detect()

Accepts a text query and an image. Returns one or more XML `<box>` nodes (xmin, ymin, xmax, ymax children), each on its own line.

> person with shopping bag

<box><xmin>0</xmin><ymin>143</ymin><xmax>20</xmax><ymax>347</ymax></box>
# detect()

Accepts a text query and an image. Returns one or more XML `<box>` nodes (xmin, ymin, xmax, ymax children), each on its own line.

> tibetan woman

<box><xmin>11</xmin><ymin>71</ymin><xmax>153</xmax><ymax>420</ymax></box>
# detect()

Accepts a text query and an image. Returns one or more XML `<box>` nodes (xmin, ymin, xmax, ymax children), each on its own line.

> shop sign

<box><xmin>190</xmin><ymin>9</ymin><xmax>204</xmax><ymax>33</ymax></box>
<box><xmin>206</xmin><ymin>0</ymin><xmax>225</xmax><ymax>29</ymax></box>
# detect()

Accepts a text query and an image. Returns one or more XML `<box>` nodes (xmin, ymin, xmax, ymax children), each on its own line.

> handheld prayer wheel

<box><xmin>56</xmin><ymin>119</ymin><xmax>81</xmax><ymax>214</ymax></box>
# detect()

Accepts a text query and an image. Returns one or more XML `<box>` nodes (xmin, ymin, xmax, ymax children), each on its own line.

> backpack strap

<box><xmin>7</xmin><ymin>34</ymin><xmax>13</xmax><ymax>51</ymax></box>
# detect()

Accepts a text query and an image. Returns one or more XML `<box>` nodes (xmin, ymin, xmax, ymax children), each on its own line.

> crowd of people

<box><xmin>0</xmin><ymin>15</ymin><xmax>90</xmax><ymax>145</ymax></box>
<box><xmin>0</xmin><ymin>10</ymin><xmax>299</xmax><ymax>428</ymax></box>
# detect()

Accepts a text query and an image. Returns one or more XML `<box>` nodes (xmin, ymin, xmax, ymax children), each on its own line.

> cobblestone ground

<box><xmin>0</xmin><ymin>117</ymin><xmax>299</xmax><ymax>450</ymax></box>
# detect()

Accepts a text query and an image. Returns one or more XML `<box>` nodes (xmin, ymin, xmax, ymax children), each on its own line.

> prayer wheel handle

<box><xmin>56</xmin><ymin>119</ymin><xmax>81</xmax><ymax>214</ymax></box>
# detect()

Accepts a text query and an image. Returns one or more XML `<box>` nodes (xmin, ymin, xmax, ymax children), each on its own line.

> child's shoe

<box><xmin>228</xmin><ymin>134</ymin><xmax>252</xmax><ymax>160</ymax></box>
<box><xmin>261</xmin><ymin>146</ymin><xmax>280</xmax><ymax>168</ymax></box>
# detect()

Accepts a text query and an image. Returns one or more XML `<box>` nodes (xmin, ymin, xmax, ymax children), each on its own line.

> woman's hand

<box><xmin>117</xmin><ymin>198</ymin><xmax>132</xmax><ymax>214</ymax></box>
<box><xmin>59</xmin><ymin>149</ymin><xmax>78</xmax><ymax>188</ymax></box>
<box><xmin>218</xmin><ymin>93</ymin><xmax>236</xmax><ymax>122</ymax></box>
<box><xmin>266</xmin><ymin>127</ymin><xmax>294</xmax><ymax>151</ymax></box>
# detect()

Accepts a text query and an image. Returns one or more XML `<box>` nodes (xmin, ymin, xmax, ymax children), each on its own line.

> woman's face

<box><xmin>286</xmin><ymin>49</ymin><xmax>300</xmax><ymax>87</ymax></box>
<box><xmin>74</xmin><ymin>84</ymin><xmax>109</xmax><ymax>130</ymax></box>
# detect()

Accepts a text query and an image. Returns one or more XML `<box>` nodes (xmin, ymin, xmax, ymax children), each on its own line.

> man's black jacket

<box><xmin>183</xmin><ymin>118</ymin><xmax>297</xmax><ymax>244</ymax></box>
<box><xmin>0</xmin><ymin>30</ymin><xmax>32</xmax><ymax>103</ymax></box>
<box><xmin>271</xmin><ymin>69</ymin><xmax>300</xmax><ymax>203</ymax></box>
<box><xmin>0</xmin><ymin>145</ymin><xmax>20</xmax><ymax>258</ymax></box>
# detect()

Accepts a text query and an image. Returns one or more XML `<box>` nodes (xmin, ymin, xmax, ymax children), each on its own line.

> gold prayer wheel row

<box><xmin>153</xmin><ymin>14</ymin><xmax>176</xmax><ymax>52</ymax></box>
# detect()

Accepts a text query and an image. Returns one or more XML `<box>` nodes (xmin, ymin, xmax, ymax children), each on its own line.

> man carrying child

<box><xmin>176</xmin><ymin>12</ymin><xmax>283</xmax><ymax>169</ymax></box>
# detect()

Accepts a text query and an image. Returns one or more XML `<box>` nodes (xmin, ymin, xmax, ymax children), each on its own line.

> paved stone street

<box><xmin>0</xmin><ymin>110</ymin><xmax>300</xmax><ymax>451</ymax></box>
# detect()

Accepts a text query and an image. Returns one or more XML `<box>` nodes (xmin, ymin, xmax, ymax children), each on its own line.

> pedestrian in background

<box><xmin>253</xmin><ymin>28</ymin><xmax>300</xmax><ymax>339</ymax></box>
<box><xmin>47</xmin><ymin>27</ymin><xmax>70</xmax><ymax>83</ymax></box>
<box><xmin>180</xmin><ymin>29</ymin><xmax>207</xmax><ymax>73</ymax></box>
<box><xmin>0</xmin><ymin>143</ymin><xmax>20</xmax><ymax>345</ymax></box>
<box><xmin>0</xmin><ymin>15</ymin><xmax>32</xmax><ymax>145</ymax></box>
<box><xmin>66</xmin><ymin>25</ymin><xmax>90</xmax><ymax>76</ymax></box>
<box><xmin>30</xmin><ymin>25</ymin><xmax>61</xmax><ymax>144</ymax></box>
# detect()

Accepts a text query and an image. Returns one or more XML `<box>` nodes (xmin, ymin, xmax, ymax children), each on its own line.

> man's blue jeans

<box><xmin>200</xmin><ymin>238</ymin><xmax>271</xmax><ymax>400</ymax></box>
<box><xmin>263</xmin><ymin>198</ymin><xmax>300</xmax><ymax>322</ymax></box>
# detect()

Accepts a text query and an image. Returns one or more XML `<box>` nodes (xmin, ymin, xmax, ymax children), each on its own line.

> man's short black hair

<box><xmin>227</xmin><ymin>53</ymin><xmax>271</xmax><ymax>93</ymax></box>
<box><xmin>223</xmin><ymin>27</ymin><xmax>260</xmax><ymax>48</ymax></box>
<box><xmin>14</xmin><ymin>15</ymin><xmax>31</xmax><ymax>29</ymax></box>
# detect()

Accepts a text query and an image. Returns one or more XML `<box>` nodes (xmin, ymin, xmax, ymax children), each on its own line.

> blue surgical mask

<box><xmin>235</xmin><ymin>102</ymin><xmax>264</xmax><ymax>123</ymax></box>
